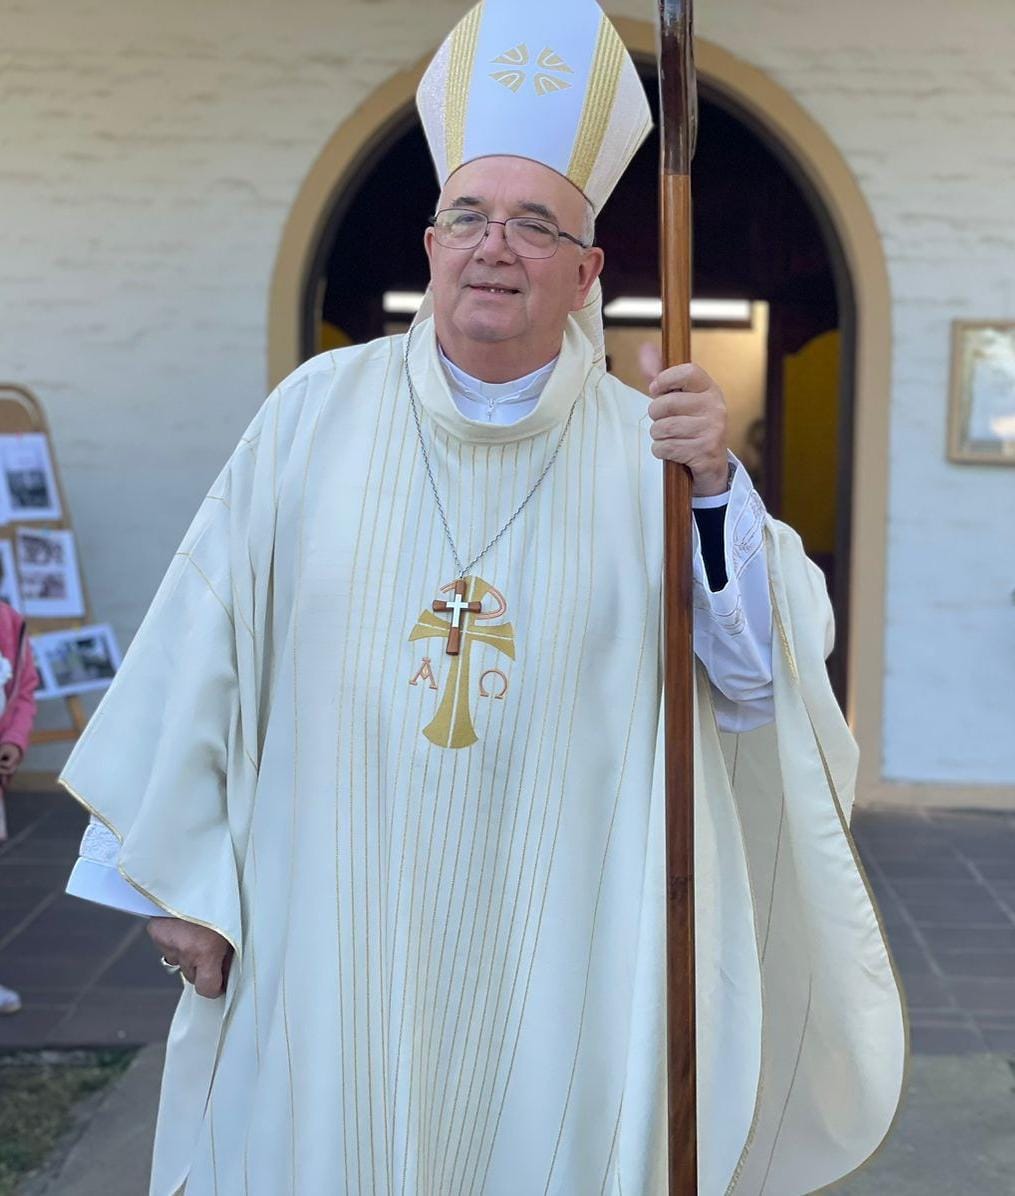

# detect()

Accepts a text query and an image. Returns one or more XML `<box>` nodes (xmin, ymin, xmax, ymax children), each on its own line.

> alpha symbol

<box><xmin>409</xmin><ymin>657</ymin><xmax>438</xmax><ymax>690</ymax></box>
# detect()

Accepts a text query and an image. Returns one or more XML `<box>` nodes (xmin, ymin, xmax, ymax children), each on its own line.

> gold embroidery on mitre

<box><xmin>566</xmin><ymin>14</ymin><xmax>626</xmax><ymax>191</ymax></box>
<box><xmin>491</xmin><ymin>69</ymin><xmax>526</xmax><ymax>93</ymax></box>
<box><xmin>537</xmin><ymin>47</ymin><xmax>573</xmax><ymax>72</ymax></box>
<box><xmin>534</xmin><ymin>73</ymin><xmax>572</xmax><ymax>96</ymax></box>
<box><xmin>445</xmin><ymin>3</ymin><xmax>483</xmax><ymax>172</ymax></box>
<box><xmin>492</xmin><ymin>43</ymin><xmax>529</xmax><ymax>66</ymax></box>
<box><xmin>490</xmin><ymin>42</ymin><xmax>573</xmax><ymax>96</ymax></box>
<box><xmin>408</xmin><ymin>576</ymin><xmax>516</xmax><ymax>749</ymax></box>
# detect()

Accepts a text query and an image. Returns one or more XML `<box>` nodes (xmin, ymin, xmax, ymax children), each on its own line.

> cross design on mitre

<box><xmin>490</xmin><ymin>44</ymin><xmax>574</xmax><ymax>95</ymax></box>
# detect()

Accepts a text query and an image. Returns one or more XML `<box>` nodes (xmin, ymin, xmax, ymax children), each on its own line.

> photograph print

<box><xmin>0</xmin><ymin>433</ymin><xmax>62</xmax><ymax>521</ymax></box>
<box><xmin>31</xmin><ymin>623</ymin><xmax>121</xmax><ymax>699</ymax></box>
<box><xmin>16</xmin><ymin>527</ymin><xmax>85</xmax><ymax>618</ymax></box>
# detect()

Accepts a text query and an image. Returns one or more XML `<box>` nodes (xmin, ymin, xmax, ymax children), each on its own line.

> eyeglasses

<box><xmin>428</xmin><ymin>208</ymin><xmax>590</xmax><ymax>259</ymax></box>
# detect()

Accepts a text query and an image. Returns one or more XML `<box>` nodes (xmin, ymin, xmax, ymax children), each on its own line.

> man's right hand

<box><xmin>147</xmin><ymin>917</ymin><xmax>233</xmax><ymax>999</ymax></box>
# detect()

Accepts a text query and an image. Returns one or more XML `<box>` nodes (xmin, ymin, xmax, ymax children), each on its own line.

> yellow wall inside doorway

<box><xmin>781</xmin><ymin>330</ymin><xmax>841</xmax><ymax>558</ymax></box>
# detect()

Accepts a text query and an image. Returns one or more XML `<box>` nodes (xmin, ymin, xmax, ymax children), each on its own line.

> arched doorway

<box><xmin>268</xmin><ymin>34</ymin><xmax>892</xmax><ymax>791</ymax></box>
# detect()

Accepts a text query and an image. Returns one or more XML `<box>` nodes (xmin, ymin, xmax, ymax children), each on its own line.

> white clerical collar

<box><xmin>410</xmin><ymin>316</ymin><xmax>594</xmax><ymax>446</ymax></box>
<box><xmin>439</xmin><ymin>345</ymin><xmax>557</xmax><ymax>426</ymax></box>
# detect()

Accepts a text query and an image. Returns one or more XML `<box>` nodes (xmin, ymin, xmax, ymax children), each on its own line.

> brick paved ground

<box><xmin>0</xmin><ymin>791</ymin><xmax>179</xmax><ymax>1048</ymax></box>
<box><xmin>0</xmin><ymin>790</ymin><xmax>1013</xmax><ymax>1052</ymax></box>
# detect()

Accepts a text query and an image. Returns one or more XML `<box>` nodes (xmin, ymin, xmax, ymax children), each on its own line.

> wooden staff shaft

<box><xmin>658</xmin><ymin>2</ymin><xmax>698</xmax><ymax>1192</ymax></box>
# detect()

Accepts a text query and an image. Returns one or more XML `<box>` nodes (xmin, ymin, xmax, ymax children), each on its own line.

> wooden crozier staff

<box><xmin>658</xmin><ymin>1</ymin><xmax>699</xmax><ymax>1192</ymax></box>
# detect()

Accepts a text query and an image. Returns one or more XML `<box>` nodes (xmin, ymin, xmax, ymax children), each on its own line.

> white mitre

<box><xmin>417</xmin><ymin>0</ymin><xmax>652</xmax><ymax>213</ymax></box>
<box><xmin>415</xmin><ymin>0</ymin><xmax>652</xmax><ymax>361</ymax></box>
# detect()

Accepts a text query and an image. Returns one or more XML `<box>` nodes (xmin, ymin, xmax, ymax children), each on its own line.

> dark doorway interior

<box><xmin>306</xmin><ymin>74</ymin><xmax>854</xmax><ymax>705</ymax></box>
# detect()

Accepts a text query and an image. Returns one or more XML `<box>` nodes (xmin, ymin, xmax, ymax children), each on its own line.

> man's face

<box><xmin>423</xmin><ymin>156</ymin><xmax>604</xmax><ymax>370</ymax></box>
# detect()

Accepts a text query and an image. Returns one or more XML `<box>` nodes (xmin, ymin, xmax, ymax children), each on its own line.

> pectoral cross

<box><xmin>432</xmin><ymin>578</ymin><xmax>482</xmax><ymax>655</ymax></box>
<box><xmin>409</xmin><ymin>576</ymin><xmax>515</xmax><ymax>749</ymax></box>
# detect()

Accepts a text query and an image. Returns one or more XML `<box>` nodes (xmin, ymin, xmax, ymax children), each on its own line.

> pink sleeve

<box><xmin>3</xmin><ymin>641</ymin><xmax>39</xmax><ymax>753</ymax></box>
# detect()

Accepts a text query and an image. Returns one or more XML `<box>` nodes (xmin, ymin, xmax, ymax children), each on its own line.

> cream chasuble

<box><xmin>60</xmin><ymin>315</ymin><xmax>905</xmax><ymax>1196</ymax></box>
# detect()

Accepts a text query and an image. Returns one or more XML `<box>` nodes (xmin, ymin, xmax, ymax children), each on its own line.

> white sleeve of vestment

<box><xmin>65</xmin><ymin>817</ymin><xmax>163</xmax><ymax>917</ymax></box>
<box><xmin>690</xmin><ymin>455</ymin><xmax>774</xmax><ymax>731</ymax></box>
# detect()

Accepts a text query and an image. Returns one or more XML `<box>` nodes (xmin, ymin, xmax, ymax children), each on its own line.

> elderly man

<box><xmin>62</xmin><ymin>1</ymin><xmax>904</xmax><ymax>1193</ymax></box>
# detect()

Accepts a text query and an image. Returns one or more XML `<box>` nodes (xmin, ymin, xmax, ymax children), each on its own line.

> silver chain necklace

<box><xmin>404</xmin><ymin>324</ymin><xmax>580</xmax><ymax>579</ymax></box>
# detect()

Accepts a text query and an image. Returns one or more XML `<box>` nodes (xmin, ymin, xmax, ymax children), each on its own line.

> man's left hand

<box><xmin>641</xmin><ymin>346</ymin><xmax>730</xmax><ymax>497</ymax></box>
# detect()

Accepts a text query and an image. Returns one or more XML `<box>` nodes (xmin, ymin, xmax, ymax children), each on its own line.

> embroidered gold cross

<box><xmin>409</xmin><ymin>576</ymin><xmax>515</xmax><ymax>749</ymax></box>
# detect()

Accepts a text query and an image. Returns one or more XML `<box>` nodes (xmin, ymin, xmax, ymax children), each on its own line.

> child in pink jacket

<box><xmin>0</xmin><ymin>599</ymin><xmax>39</xmax><ymax>840</ymax></box>
<box><xmin>0</xmin><ymin>599</ymin><xmax>40</xmax><ymax>1014</ymax></box>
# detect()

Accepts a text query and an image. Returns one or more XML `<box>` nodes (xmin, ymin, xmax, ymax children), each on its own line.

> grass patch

<box><xmin>0</xmin><ymin>1048</ymin><xmax>136</xmax><ymax>1195</ymax></box>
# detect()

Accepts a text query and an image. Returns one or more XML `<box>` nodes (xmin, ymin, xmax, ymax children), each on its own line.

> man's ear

<box><xmin>571</xmin><ymin>246</ymin><xmax>606</xmax><ymax>312</ymax></box>
<box><xmin>423</xmin><ymin>226</ymin><xmax>436</xmax><ymax>273</ymax></box>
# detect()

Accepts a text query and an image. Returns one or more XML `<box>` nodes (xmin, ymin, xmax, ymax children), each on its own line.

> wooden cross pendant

<box><xmin>432</xmin><ymin>578</ymin><xmax>482</xmax><ymax>656</ymax></box>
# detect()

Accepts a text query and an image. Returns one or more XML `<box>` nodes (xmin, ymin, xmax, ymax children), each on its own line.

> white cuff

<box><xmin>689</xmin><ymin>454</ymin><xmax>774</xmax><ymax>726</ymax></box>
<box><xmin>690</xmin><ymin>489</ymin><xmax>732</xmax><ymax>510</ymax></box>
<box><xmin>67</xmin><ymin>817</ymin><xmax>165</xmax><ymax>917</ymax></box>
<box><xmin>66</xmin><ymin>857</ymin><xmax>165</xmax><ymax>917</ymax></box>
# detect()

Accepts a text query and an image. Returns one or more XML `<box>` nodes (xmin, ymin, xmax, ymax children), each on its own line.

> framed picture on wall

<box><xmin>15</xmin><ymin>527</ymin><xmax>85</xmax><ymax>618</ymax></box>
<box><xmin>31</xmin><ymin>623</ymin><xmax>121</xmax><ymax>699</ymax></box>
<box><xmin>0</xmin><ymin>433</ymin><xmax>62</xmax><ymax>521</ymax></box>
<box><xmin>948</xmin><ymin>320</ymin><xmax>1015</xmax><ymax>464</ymax></box>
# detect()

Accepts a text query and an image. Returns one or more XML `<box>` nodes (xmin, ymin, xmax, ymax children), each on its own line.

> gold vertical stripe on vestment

<box><xmin>424</xmin><ymin>448</ymin><xmax>497</xmax><ymax>1180</ymax></box>
<box><xmin>600</xmin><ymin>1097</ymin><xmax>624</xmax><ymax>1196</ymax></box>
<box><xmin>454</xmin><ymin>409</ymin><xmax>589</xmax><ymax>1193</ymax></box>
<box><xmin>248</xmin><ymin>838</ymin><xmax>262</xmax><ymax>1069</ymax></box>
<box><xmin>371</xmin><ymin>343</ymin><xmax>432</xmax><ymax>1194</ymax></box>
<box><xmin>281</xmin><ymin>978</ymin><xmax>297</xmax><ymax>1189</ymax></box>
<box><xmin>394</xmin><ymin>415</ymin><xmax>457</xmax><ymax>1190</ymax></box>
<box><xmin>544</xmin><ymin>440</ymin><xmax>651</xmax><ymax>1191</ymax></box>
<box><xmin>419</xmin><ymin>438</ymin><xmax>502</xmax><ymax>1159</ymax></box>
<box><xmin>334</xmin><ymin>354</ymin><xmax>388</xmax><ymax>1190</ymax></box>
<box><xmin>208</xmin><ymin>1099</ymin><xmax>219</xmax><ymax>1196</ymax></box>
<box><xmin>388</xmin><ymin>424</ymin><xmax>443</xmax><ymax>1188</ymax></box>
<box><xmin>420</xmin><ymin>598</ymin><xmax>482</xmax><ymax>1167</ymax></box>
<box><xmin>759</xmin><ymin>976</ymin><xmax>815</xmax><ymax>1191</ymax></box>
<box><xmin>565</xmin><ymin>16</ymin><xmax>626</xmax><ymax>194</ymax></box>
<box><xmin>444</xmin><ymin>3</ymin><xmax>482</xmax><ymax>173</ymax></box>
<box><xmin>458</xmin><ymin>388</ymin><xmax>595</xmax><ymax>1190</ymax></box>
<box><xmin>399</xmin><ymin>425</ymin><xmax>460</xmax><ymax>1190</ymax></box>
<box><xmin>359</xmin><ymin>343</ymin><xmax>407</xmax><ymax>1193</ymax></box>
<box><xmin>430</xmin><ymin>437</ymin><xmax>539</xmax><ymax>1191</ymax></box>
<box><xmin>459</xmin><ymin>436</ymin><xmax>561</xmax><ymax>1191</ymax></box>
<box><xmin>385</xmin><ymin>409</ymin><xmax>441</xmax><ymax>1173</ymax></box>
<box><xmin>347</xmin><ymin>343</ymin><xmax>404</xmax><ymax>1192</ymax></box>
<box><xmin>420</xmin><ymin>436</ymin><xmax>480</xmax><ymax>1185</ymax></box>
<box><xmin>440</xmin><ymin>431</ymin><xmax>559</xmax><ymax>1193</ymax></box>
<box><xmin>468</xmin><ymin>404</ymin><xmax>597</xmax><ymax>1194</ymax></box>
<box><xmin>284</xmin><ymin>394</ymin><xmax>325</xmax><ymax>1194</ymax></box>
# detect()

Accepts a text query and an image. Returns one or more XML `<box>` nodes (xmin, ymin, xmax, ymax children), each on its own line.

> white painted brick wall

<box><xmin>2</xmin><ymin>0</ymin><xmax>1013</xmax><ymax>784</ymax></box>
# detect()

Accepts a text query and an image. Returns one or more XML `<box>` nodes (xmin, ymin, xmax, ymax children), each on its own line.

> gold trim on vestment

<box><xmin>57</xmin><ymin>776</ymin><xmax>241</xmax><ymax>959</ymax></box>
<box><xmin>445</xmin><ymin>3</ymin><xmax>483</xmax><ymax>173</ymax></box>
<box><xmin>724</xmin><ymin>561</ymin><xmax>909</xmax><ymax>1193</ymax></box>
<box><xmin>565</xmin><ymin>15</ymin><xmax>625</xmax><ymax>193</ymax></box>
<box><xmin>802</xmin><ymin>704</ymin><xmax>912</xmax><ymax>1190</ymax></box>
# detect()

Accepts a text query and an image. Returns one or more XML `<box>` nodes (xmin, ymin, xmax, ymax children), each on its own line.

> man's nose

<box><xmin>473</xmin><ymin>221</ymin><xmax>517</xmax><ymax>263</ymax></box>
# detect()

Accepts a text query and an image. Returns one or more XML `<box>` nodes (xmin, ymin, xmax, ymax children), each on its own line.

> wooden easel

<box><xmin>0</xmin><ymin>384</ymin><xmax>91</xmax><ymax>745</ymax></box>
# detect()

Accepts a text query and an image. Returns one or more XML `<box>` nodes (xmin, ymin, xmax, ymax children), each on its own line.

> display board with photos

<box><xmin>0</xmin><ymin>384</ymin><xmax>121</xmax><ymax>744</ymax></box>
